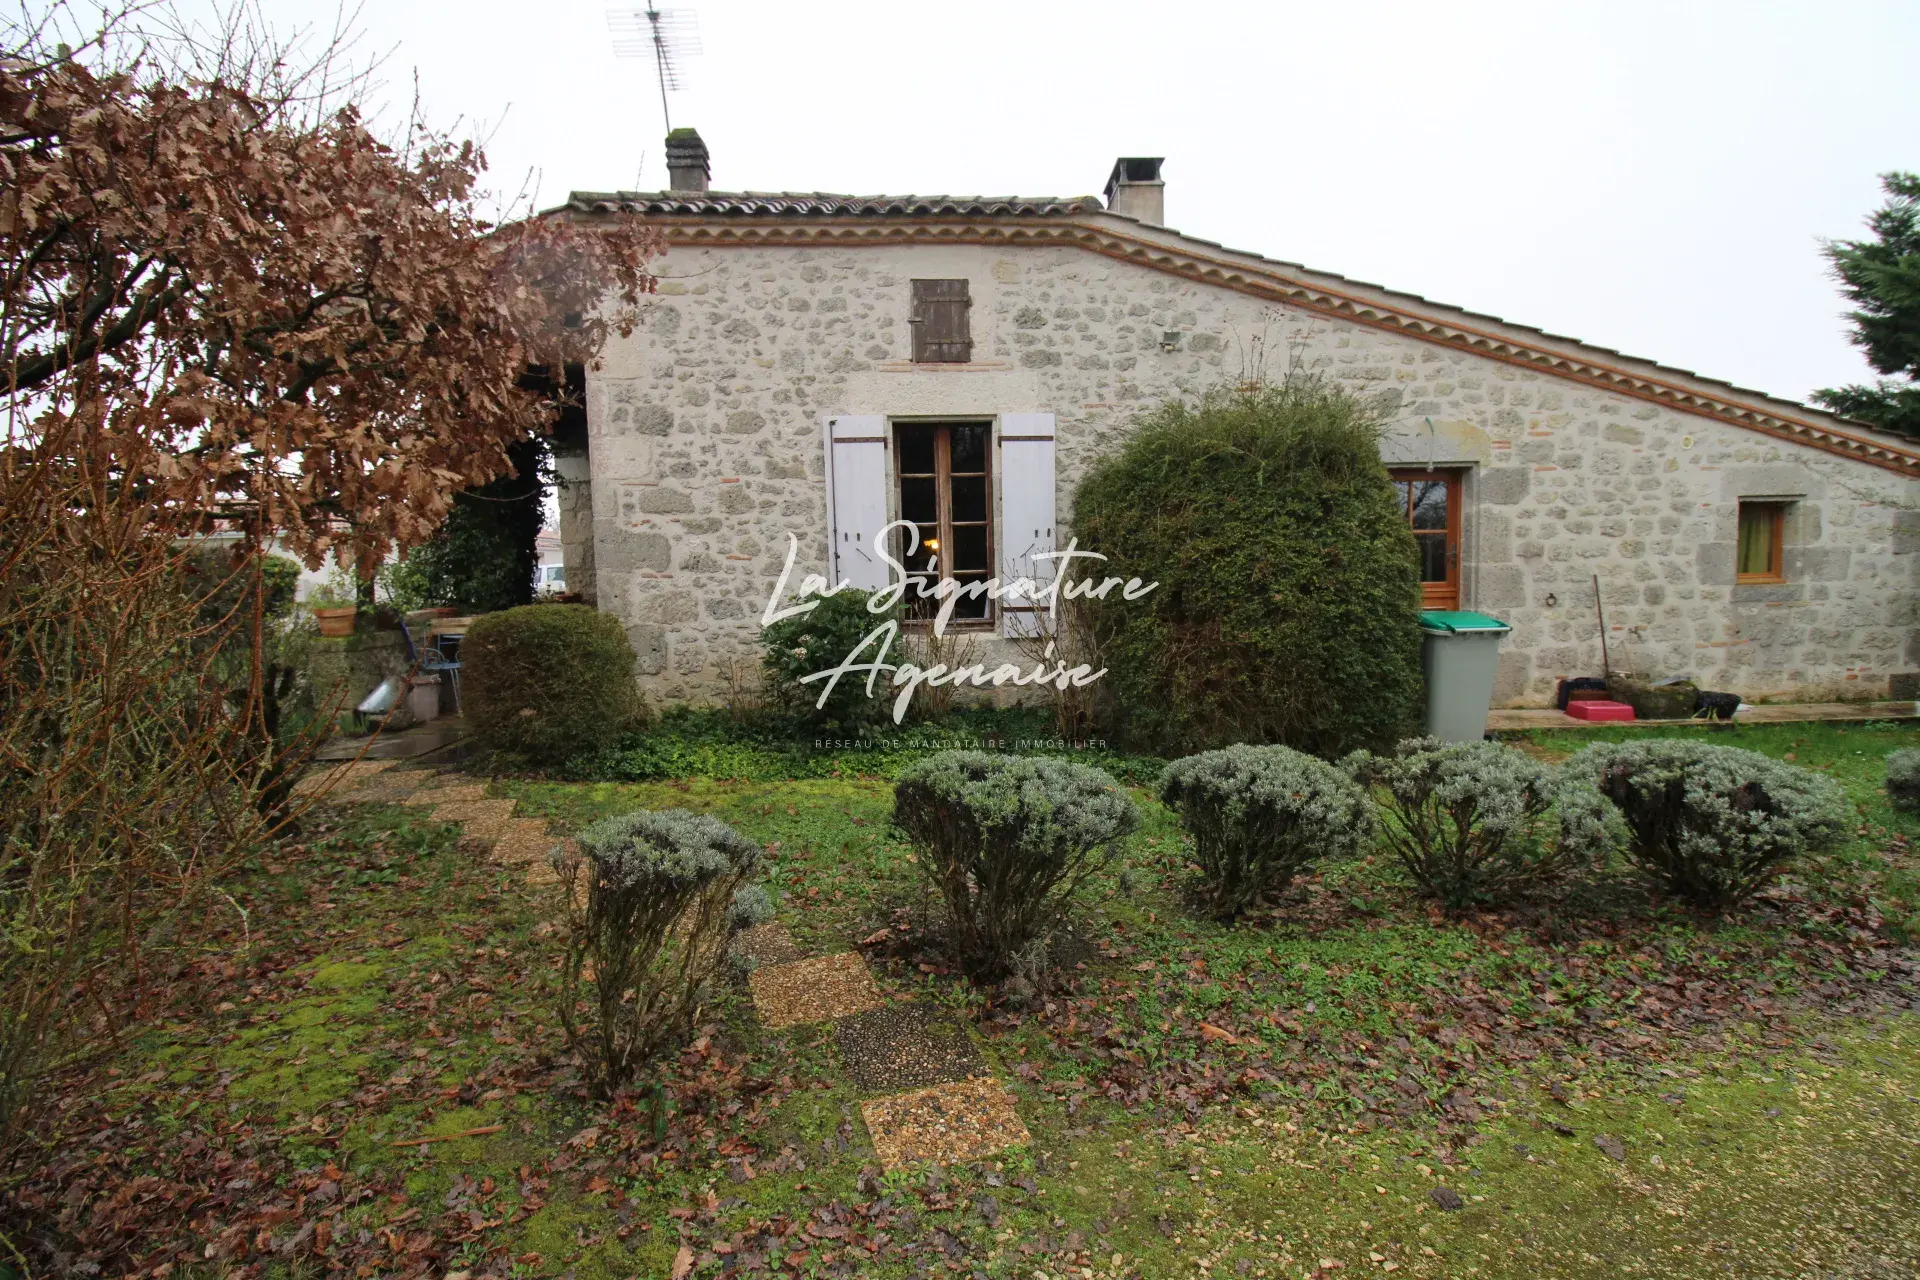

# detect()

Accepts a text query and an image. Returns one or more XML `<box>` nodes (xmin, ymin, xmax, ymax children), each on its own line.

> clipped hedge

<box><xmin>1349</xmin><ymin>738</ymin><xmax>1589</xmax><ymax>910</ymax></box>
<box><xmin>463</xmin><ymin>604</ymin><xmax>643</xmax><ymax>765</ymax></box>
<box><xmin>1072</xmin><ymin>378</ymin><xmax>1423</xmax><ymax>757</ymax></box>
<box><xmin>1887</xmin><ymin>748</ymin><xmax>1920</xmax><ymax>813</ymax></box>
<box><xmin>893</xmin><ymin>751</ymin><xmax>1138</xmax><ymax>981</ymax></box>
<box><xmin>1159</xmin><ymin>743</ymin><xmax>1373</xmax><ymax>919</ymax></box>
<box><xmin>1558</xmin><ymin>739</ymin><xmax>1850</xmax><ymax>908</ymax></box>
<box><xmin>558</xmin><ymin>808</ymin><xmax>763</xmax><ymax>1094</ymax></box>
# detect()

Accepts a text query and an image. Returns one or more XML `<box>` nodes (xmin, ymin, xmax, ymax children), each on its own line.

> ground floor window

<box><xmin>1737</xmin><ymin>500</ymin><xmax>1787</xmax><ymax>583</ymax></box>
<box><xmin>895</xmin><ymin>421</ymin><xmax>993</xmax><ymax>623</ymax></box>
<box><xmin>1389</xmin><ymin>468</ymin><xmax>1461</xmax><ymax>610</ymax></box>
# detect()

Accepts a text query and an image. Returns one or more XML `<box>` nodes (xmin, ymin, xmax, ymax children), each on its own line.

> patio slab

<box><xmin>1486</xmin><ymin>700</ymin><xmax>1918</xmax><ymax>732</ymax></box>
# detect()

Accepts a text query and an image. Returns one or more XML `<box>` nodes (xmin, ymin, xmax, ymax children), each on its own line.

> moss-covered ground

<box><xmin>8</xmin><ymin>720</ymin><xmax>1920</xmax><ymax>1278</ymax></box>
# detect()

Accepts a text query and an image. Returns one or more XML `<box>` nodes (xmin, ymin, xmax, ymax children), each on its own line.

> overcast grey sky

<box><xmin>217</xmin><ymin>1</ymin><xmax>1920</xmax><ymax>407</ymax></box>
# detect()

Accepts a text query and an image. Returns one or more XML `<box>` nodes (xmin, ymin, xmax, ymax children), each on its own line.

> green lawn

<box><xmin>12</xmin><ymin>720</ymin><xmax>1920</xmax><ymax>1279</ymax></box>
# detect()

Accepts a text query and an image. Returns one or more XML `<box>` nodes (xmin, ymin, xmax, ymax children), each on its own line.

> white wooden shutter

<box><xmin>825</xmin><ymin>415</ymin><xmax>891</xmax><ymax>592</ymax></box>
<box><xmin>998</xmin><ymin>412</ymin><xmax>1056</xmax><ymax>637</ymax></box>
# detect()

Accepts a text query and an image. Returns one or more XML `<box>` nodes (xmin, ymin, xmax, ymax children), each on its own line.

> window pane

<box><xmin>951</xmin><ymin>475</ymin><xmax>988</xmax><ymax>523</ymax></box>
<box><xmin>1738</xmin><ymin>505</ymin><xmax>1776</xmax><ymax>576</ymax></box>
<box><xmin>1411</xmin><ymin>480</ymin><xmax>1448</xmax><ymax>531</ymax></box>
<box><xmin>897</xmin><ymin>427</ymin><xmax>935</xmax><ymax>475</ymax></box>
<box><xmin>1393</xmin><ymin>480</ymin><xmax>1411</xmax><ymax>515</ymax></box>
<box><xmin>948</xmin><ymin>574</ymin><xmax>989</xmax><ymax>619</ymax></box>
<box><xmin>900</xmin><ymin>476</ymin><xmax>937</xmax><ymax>525</ymax></box>
<box><xmin>951</xmin><ymin>524</ymin><xmax>989</xmax><ymax>573</ymax></box>
<box><xmin>950</xmin><ymin>424</ymin><xmax>988</xmax><ymax>472</ymax></box>
<box><xmin>1417</xmin><ymin>533</ymin><xmax>1448</xmax><ymax>582</ymax></box>
<box><xmin>898</xmin><ymin>526</ymin><xmax>939</xmax><ymax>575</ymax></box>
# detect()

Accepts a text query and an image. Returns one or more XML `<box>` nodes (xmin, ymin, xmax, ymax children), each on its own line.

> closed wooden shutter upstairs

<box><xmin>911</xmin><ymin>279</ymin><xmax>971</xmax><ymax>364</ymax></box>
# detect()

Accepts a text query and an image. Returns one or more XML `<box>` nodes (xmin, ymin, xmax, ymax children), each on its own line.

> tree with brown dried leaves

<box><xmin>2</xmin><ymin>2</ymin><xmax>660</xmax><ymax>569</ymax></box>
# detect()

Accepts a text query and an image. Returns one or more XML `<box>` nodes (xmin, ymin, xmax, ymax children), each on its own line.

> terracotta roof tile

<box><xmin>562</xmin><ymin>190</ymin><xmax>1100</xmax><ymax>218</ymax></box>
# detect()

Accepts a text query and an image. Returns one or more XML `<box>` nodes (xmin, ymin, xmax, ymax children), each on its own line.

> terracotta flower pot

<box><xmin>312</xmin><ymin>605</ymin><xmax>358</xmax><ymax>637</ymax></box>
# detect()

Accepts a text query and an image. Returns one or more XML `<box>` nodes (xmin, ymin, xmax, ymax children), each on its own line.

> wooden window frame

<box><xmin>1735</xmin><ymin>500</ymin><xmax>1788</xmax><ymax>585</ymax></box>
<box><xmin>1388</xmin><ymin>468</ymin><xmax>1463</xmax><ymax>610</ymax></box>
<box><xmin>894</xmin><ymin>421</ymin><xmax>995</xmax><ymax>629</ymax></box>
<box><xmin>909</xmin><ymin>279</ymin><xmax>972</xmax><ymax>364</ymax></box>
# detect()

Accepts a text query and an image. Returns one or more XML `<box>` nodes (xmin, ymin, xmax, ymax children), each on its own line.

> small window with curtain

<box><xmin>1736</xmin><ymin>501</ymin><xmax>1787</xmax><ymax>584</ymax></box>
<box><xmin>895</xmin><ymin>421</ymin><xmax>992</xmax><ymax>623</ymax></box>
<box><xmin>910</xmin><ymin>279</ymin><xmax>971</xmax><ymax>363</ymax></box>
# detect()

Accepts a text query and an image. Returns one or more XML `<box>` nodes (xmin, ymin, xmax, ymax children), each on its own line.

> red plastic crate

<box><xmin>1564</xmin><ymin>699</ymin><xmax>1635</xmax><ymax>722</ymax></box>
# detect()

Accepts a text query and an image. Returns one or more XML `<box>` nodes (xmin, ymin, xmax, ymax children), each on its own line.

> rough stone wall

<box><xmin>581</xmin><ymin>239</ymin><xmax>1918</xmax><ymax>707</ymax></box>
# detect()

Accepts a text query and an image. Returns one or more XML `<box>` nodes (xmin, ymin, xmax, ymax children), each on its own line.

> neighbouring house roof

<box><xmin>558</xmin><ymin>188</ymin><xmax>1920</xmax><ymax>477</ymax></box>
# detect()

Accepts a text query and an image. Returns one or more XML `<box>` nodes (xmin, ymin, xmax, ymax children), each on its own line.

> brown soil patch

<box><xmin>860</xmin><ymin>1077</ymin><xmax>1029</xmax><ymax>1170</ymax></box>
<box><xmin>749</xmin><ymin>953</ymin><xmax>884</xmax><ymax>1028</ymax></box>
<box><xmin>836</xmin><ymin>1004</ymin><xmax>988</xmax><ymax>1095</ymax></box>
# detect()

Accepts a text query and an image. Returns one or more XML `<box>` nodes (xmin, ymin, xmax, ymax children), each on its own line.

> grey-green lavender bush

<box><xmin>1557</xmin><ymin>739</ymin><xmax>1850</xmax><ymax>908</ymax></box>
<box><xmin>892</xmin><ymin>751</ymin><xmax>1138</xmax><ymax>981</ymax></box>
<box><xmin>558</xmin><ymin>809</ymin><xmax>765</xmax><ymax>1095</ymax></box>
<box><xmin>1347</xmin><ymin>738</ymin><xmax>1591</xmax><ymax>910</ymax></box>
<box><xmin>1158</xmin><ymin>744</ymin><xmax>1374</xmax><ymax>919</ymax></box>
<box><xmin>1886</xmin><ymin>748</ymin><xmax>1920</xmax><ymax>814</ymax></box>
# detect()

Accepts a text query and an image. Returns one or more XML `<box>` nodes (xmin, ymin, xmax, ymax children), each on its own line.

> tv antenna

<box><xmin>608</xmin><ymin>6</ymin><xmax>701</xmax><ymax>134</ymax></box>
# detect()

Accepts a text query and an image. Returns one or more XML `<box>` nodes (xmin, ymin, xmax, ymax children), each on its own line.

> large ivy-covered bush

<box><xmin>557</xmin><ymin>809</ymin><xmax>765</xmax><ymax>1094</ymax></box>
<box><xmin>892</xmin><ymin>751</ymin><xmax>1138</xmax><ymax>981</ymax></box>
<box><xmin>464</xmin><ymin>604</ymin><xmax>643</xmax><ymax>765</ymax></box>
<box><xmin>393</xmin><ymin>436</ymin><xmax>548</xmax><ymax>614</ymax></box>
<box><xmin>1158</xmin><ymin>743</ymin><xmax>1374</xmax><ymax>919</ymax></box>
<box><xmin>1348</xmin><ymin>738</ymin><xmax>1592</xmax><ymax>910</ymax></box>
<box><xmin>1886</xmin><ymin>748</ymin><xmax>1920</xmax><ymax>813</ymax></box>
<box><xmin>761</xmin><ymin>589</ymin><xmax>898</xmax><ymax>731</ymax></box>
<box><xmin>1072</xmin><ymin>378</ymin><xmax>1424</xmax><ymax>757</ymax></box>
<box><xmin>1558</xmin><ymin>740</ymin><xmax>1851</xmax><ymax>908</ymax></box>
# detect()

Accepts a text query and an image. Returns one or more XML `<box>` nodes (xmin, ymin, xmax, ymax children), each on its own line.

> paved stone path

<box><xmin>292</xmin><ymin>762</ymin><xmax>1030</xmax><ymax>1171</ymax></box>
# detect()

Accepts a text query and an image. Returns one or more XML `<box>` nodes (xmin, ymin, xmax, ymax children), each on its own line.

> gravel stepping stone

<box><xmin>431</xmin><ymin>797</ymin><xmax>518</xmax><ymax>835</ymax></box>
<box><xmin>860</xmin><ymin>1077</ymin><xmax>1029</xmax><ymax>1170</ymax></box>
<box><xmin>338</xmin><ymin>772</ymin><xmax>430</xmax><ymax>803</ymax></box>
<box><xmin>292</xmin><ymin>759</ymin><xmax>395</xmax><ymax>796</ymax></box>
<box><xmin>749</xmin><ymin>953</ymin><xmax>884</xmax><ymax>1028</ymax></box>
<box><xmin>733</xmin><ymin>922</ymin><xmax>805</xmax><ymax>967</ymax></box>
<box><xmin>491</xmin><ymin>820</ymin><xmax>566</xmax><ymax>865</ymax></box>
<box><xmin>836</xmin><ymin>1004</ymin><xmax>989</xmax><ymax>1095</ymax></box>
<box><xmin>404</xmin><ymin>782</ymin><xmax>488</xmax><ymax>806</ymax></box>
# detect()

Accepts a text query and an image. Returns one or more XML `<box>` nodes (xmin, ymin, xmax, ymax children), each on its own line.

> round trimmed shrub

<box><xmin>1886</xmin><ymin>748</ymin><xmax>1920</xmax><ymax>813</ymax></box>
<box><xmin>1348</xmin><ymin>738</ymin><xmax>1587</xmax><ymax>910</ymax></box>
<box><xmin>1158</xmin><ymin>743</ymin><xmax>1374</xmax><ymax>919</ymax></box>
<box><xmin>463</xmin><ymin>604</ymin><xmax>643</xmax><ymax>764</ymax></box>
<box><xmin>1558</xmin><ymin>740</ymin><xmax>1851</xmax><ymax>909</ymax></box>
<box><xmin>761</xmin><ymin>588</ymin><xmax>899</xmax><ymax>731</ymax></box>
<box><xmin>1072</xmin><ymin>378</ymin><xmax>1424</xmax><ymax>757</ymax></box>
<box><xmin>893</xmin><ymin>751</ymin><xmax>1138</xmax><ymax>981</ymax></box>
<box><xmin>558</xmin><ymin>808</ymin><xmax>763</xmax><ymax>1094</ymax></box>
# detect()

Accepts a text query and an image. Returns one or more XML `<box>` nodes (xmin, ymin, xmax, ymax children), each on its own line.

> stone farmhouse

<box><xmin>545</xmin><ymin>130</ymin><xmax>1920</xmax><ymax>709</ymax></box>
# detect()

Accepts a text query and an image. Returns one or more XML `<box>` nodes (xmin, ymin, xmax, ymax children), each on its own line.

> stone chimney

<box><xmin>1104</xmin><ymin>157</ymin><xmax>1164</xmax><ymax>225</ymax></box>
<box><xmin>666</xmin><ymin>128</ymin><xmax>710</xmax><ymax>193</ymax></box>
